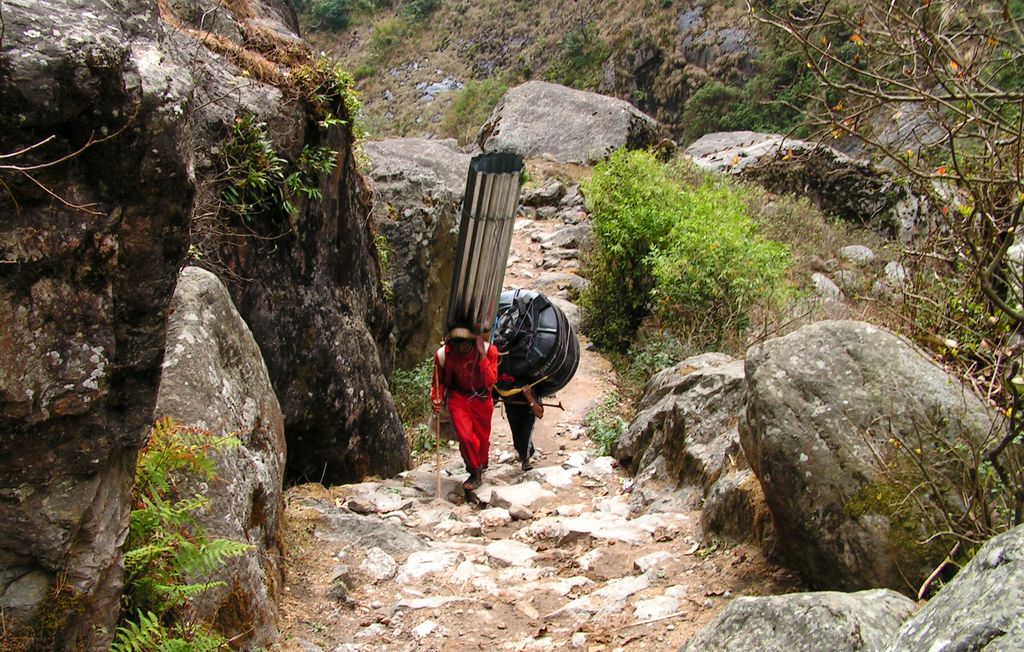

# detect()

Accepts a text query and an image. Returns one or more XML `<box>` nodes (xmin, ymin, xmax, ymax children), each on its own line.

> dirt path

<box><xmin>271</xmin><ymin>178</ymin><xmax>796</xmax><ymax>651</ymax></box>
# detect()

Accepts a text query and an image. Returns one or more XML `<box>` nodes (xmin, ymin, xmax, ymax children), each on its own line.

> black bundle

<box><xmin>492</xmin><ymin>289</ymin><xmax>579</xmax><ymax>397</ymax></box>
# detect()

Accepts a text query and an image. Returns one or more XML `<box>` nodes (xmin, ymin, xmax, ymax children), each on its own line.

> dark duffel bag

<box><xmin>493</xmin><ymin>289</ymin><xmax>579</xmax><ymax>397</ymax></box>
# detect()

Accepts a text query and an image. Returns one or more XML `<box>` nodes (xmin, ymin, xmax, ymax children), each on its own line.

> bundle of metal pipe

<box><xmin>445</xmin><ymin>152</ymin><xmax>524</xmax><ymax>336</ymax></box>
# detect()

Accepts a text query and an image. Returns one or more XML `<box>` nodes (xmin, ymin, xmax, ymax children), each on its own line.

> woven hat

<box><xmin>446</xmin><ymin>326</ymin><xmax>475</xmax><ymax>341</ymax></box>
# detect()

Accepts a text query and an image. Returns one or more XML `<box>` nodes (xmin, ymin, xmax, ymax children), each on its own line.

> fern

<box><xmin>117</xmin><ymin>418</ymin><xmax>251</xmax><ymax>649</ymax></box>
<box><xmin>111</xmin><ymin>611</ymin><xmax>164</xmax><ymax>652</ymax></box>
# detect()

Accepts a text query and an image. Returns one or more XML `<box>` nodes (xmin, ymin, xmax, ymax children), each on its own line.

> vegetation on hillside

<box><xmin>749</xmin><ymin>0</ymin><xmax>1024</xmax><ymax>585</ymax></box>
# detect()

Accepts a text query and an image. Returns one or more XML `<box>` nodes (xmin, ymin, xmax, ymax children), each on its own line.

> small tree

<box><xmin>748</xmin><ymin>0</ymin><xmax>1024</xmax><ymax>567</ymax></box>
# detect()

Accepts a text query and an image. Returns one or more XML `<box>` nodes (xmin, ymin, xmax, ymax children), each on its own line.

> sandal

<box><xmin>462</xmin><ymin>474</ymin><xmax>482</xmax><ymax>492</ymax></box>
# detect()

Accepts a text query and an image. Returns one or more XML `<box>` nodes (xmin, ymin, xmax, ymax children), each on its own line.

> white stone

<box><xmin>580</xmin><ymin>456</ymin><xmax>616</xmax><ymax>478</ymax></box>
<box><xmin>634</xmin><ymin>551</ymin><xmax>674</xmax><ymax>573</ymax></box>
<box><xmin>527</xmin><ymin>465</ymin><xmax>578</xmax><ymax>487</ymax></box>
<box><xmin>556</xmin><ymin>503</ymin><xmax>588</xmax><ymax>517</ymax></box>
<box><xmin>563</xmin><ymin>451</ymin><xmax>591</xmax><ymax>468</ymax></box>
<box><xmin>479</xmin><ymin>507</ymin><xmax>512</xmax><ymax>528</ymax></box>
<box><xmin>489</xmin><ymin>481</ymin><xmax>555</xmax><ymax>509</ymax></box>
<box><xmin>632</xmin><ymin>595</ymin><xmax>679</xmax><ymax>620</ymax></box>
<box><xmin>412</xmin><ymin>620</ymin><xmax>437</xmax><ymax>638</ymax></box>
<box><xmin>508</xmin><ymin>503</ymin><xmax>533</xmax><ymax>520</ymax></box>
<box><xmin>360</xmin><ymin>547</ymin><xmax>398</xmax><ymax>581</ymax></box>
<box><xmin>396</xmin><ymin>549</ymin><xmax>462</xmax><ymax>582</ymax></box>
<box><xmin>449</xmin><ymin>559</ymin><xmax>491</xmax><ymax>585</ymax></box>
<box><xmin>595</xmin><ymin>498</ymin><xmax>631</xmax><ymax>517</ymax></box>
<box><xmin>485</xmin><ymin>539</ymin><xmax>538</xmax><ymax>567</ymax></box>
<box><xmin>576</xmin><ymin>549</ymin><xmax>602</xmax><ymax>571</ymax></box>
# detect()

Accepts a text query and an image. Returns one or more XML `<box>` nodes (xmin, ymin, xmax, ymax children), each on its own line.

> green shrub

<box><xmin>649</xmin><ymin>178</ymin><xmax>791</xmax><ymax>349</ymax></box>
<box><xmin>580</xmin><ymin>149</ymin><xmax>792</xmax><ymax>352</ymax></box>
<box><xmin>544</xmin><ymin>21</ymin><xmax>610</xmax><ymax>90</ymax></box>
<box><xmin>220</xmin><ymin>115</ymin><xmax>339</xmax><ymax>225</ymax></box>
<box><xmin>390</xmin><ymin>358</ymin><xmax>446</xmax><ymax>458</ymax></box>
<box><xmin>612</xmin><ymin>328</ymin><xmax>697</xmax><ymax>404</ymax></box>
<box><xmin>369</xmin><ymin>17</ymin><xmax>409</xmax><ymax>61</ymax></box>
<box><xmin>681</xmin><ymin>81</ymin><xmax>745</xmax><ymax>141</ymax></box>
<box><xmin>307</xmin><ymin>0</ymin><xmax>353</xmax><ymax>30</ymax></box>
<box><xmin>579</xmin><ymin>149</ymin><xmax>682</xmax><ymax>351</ymax></box>
<box><xmin>584</xmin><ymin>392</ymin><xmax>628</xmax><ymax>456</ymax></box>
<box><xmin>113</xmin><ymin>418</ymin><xmax>249</xmax><ymax>651</ymax></box>
<box><xmin>399</xmin><ymin>0</ymin><xmax>439</xmax><ymax>22</ymax></box>
<box><xmin>439</xmin><ymin>77</ymin><xmax>509</xmax><ymax>145</ymax></box>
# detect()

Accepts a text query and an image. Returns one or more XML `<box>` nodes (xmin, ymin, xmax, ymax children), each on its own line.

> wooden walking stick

<box><xmin>434</xmin><ymin>411</ymin><xmax>442</xmax><ymax>501</ymax></box>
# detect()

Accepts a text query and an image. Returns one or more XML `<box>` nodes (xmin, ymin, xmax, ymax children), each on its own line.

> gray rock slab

<box><xmin>489</xmin><ymin>482</ymin><xmax>556</xmax><ymax>510</ymax></box>
<box><xmin>479</xmin><ymin>81</ymin><xmax>661</xmax><ymax>163</ymax></box>
<box><xmin>883</xmin><ymin>525</ymin><xmax>1024</xmax><ymax>652</ymax></box>
<box><xmin>681</xmin><ymin>589</ymin><xmax>916</xmax><ymax>651</ymax></box>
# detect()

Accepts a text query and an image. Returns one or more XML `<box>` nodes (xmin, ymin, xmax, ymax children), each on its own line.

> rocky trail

<box><xmin>271</xmin><ymin>173</ymin><xmax>798</xmax><ymax>651</ymax></box>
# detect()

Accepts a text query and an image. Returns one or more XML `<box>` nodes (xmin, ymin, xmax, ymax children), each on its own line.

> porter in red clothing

<box><xmin>431</xmin><ymin>327</ymin><xmax>498</xmax><ymax>491</ymax></box>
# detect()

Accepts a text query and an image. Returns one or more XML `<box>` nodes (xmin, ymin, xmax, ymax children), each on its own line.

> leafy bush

<box><xmin>220</xmin><ymin>114</ymin><xmax>339</xmax><ymax>225</ymax></box>
<box><xmin>369</xmin><ymin>17</ymin><xmax>409</xmax><ymax>61</ymax></box>
<box><xmin>648</xmin><ymin>179</ymin><xmax>791</xmax><ymax>348</ymax></box>
<box><xmin>390</xmin><ymin>358</ymin><xmax>442</xmax><ymax>457</ymax></box>
<box><xmin>113</xmin><ymin>418</ymin><xmax>249</xmax><ymax>651</ymax></box>
<box><xmin>580</xmin><ymin>149</ymin><xmax>792</xmax><ymax>352</ymax></box>
<box><xmin>583</xmin><ymin>392</ymin><xmax>628</xmax><ymax>456</ymax></box>
<box><xmin>439</xmin><ymin>77</ymin><xmax>509</xmax><ymax>145</ymax></box>
<box><xmin>579</xmin><ymin>149</ymin><xmax>682</xmax><ymax>351</ymax></box>
<box><xmin>399</xmin><ymin>0</ymin><xmax>439</xmax><ymax>22</ymax></box>
<box><xmin>307</xmin><ymin>0</ymin><xmax>353</xmax><ymax>30</ymax></box>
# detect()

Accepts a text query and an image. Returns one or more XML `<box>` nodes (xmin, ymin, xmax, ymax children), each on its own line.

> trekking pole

<box><xmin>434</xmin><ymin>412</ymin><xmax>442</xmax><ymax>501</ymax></box>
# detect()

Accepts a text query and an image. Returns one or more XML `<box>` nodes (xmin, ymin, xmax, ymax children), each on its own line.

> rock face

<box><xmin>220</xmin><ymin>128</ymin><xmax>407</xmax><ymax>488</ymax></box>
<box><xmin>363</xmin><ymin>138</ymin><xmax>470</xmax><ymax>368</ymax></box>
<box><xmin>740</xmin><ymin>320</ymin><xmax>998</xmax><ymax>594</ymax></box>
<box><xmin>0</xmin><ymin>1</ymin><xmax>193</xmax><ymax>648</ymax></box>
<box><xmin>0</xmin><ymin>0</ymin><xmax>406</xmax><ymax>647</ymax></box>
<box><xmin>883</xmin><ymin>524</ymin><xmax>1024</xmax><ymax>652</ymax></box>
<box><xmin>478</xmin><ymin>81</ymin><xmax>661</xmax><ymax>164</ymax></box>
<box><xmin>684</xmin><ymin>131</ymin><xmax>936</xmax><ymax>243</ymax></box>
<box><xmin>158</xmin><ymin>3</ymin><xmax>408</xmax><ymax>485</ymax></box>
<box><xmin>680</xmin><ymin>589</ymin><xmax>917</xmax><ymax>652</ymax></box>
<box><xmin>155</xmin><ymin>267</ymin><xmax>286</xmax><ymax>648</ymax></box>
<box><xmin>614</xmin><ymin>353</ymin><xmax>749</xmax><ymax>513</ymax></box>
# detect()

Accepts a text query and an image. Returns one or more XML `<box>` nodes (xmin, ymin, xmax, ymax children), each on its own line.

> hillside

<box><xmin>296</xmin><ymin>0</ymin><xmax>803</xmax><ymax>146</ymax></box>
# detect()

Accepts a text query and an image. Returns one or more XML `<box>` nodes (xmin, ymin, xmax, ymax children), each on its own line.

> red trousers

<box><xmin>447</xmin><ymin>391</ymin><xmax>492</xmax><ymax>472</ymax></box>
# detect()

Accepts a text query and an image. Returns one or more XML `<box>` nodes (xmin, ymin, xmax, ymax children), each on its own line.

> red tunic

<box><xmin>431</xmin><ymin>342</ymin><xmax>498</xmax><ymax>472</ymax></box>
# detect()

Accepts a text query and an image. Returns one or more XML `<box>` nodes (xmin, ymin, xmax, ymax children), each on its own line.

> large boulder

<box><xmin>165</xmin><ymin>3</ymin><xmax>408</xmax><ymax>485</ymax></box>
<box><xmin>740</xmin><ymin>320</ymin><xmax>998</xmax><ymax>594</ymax></box>
<box><xmin>615</xmin><ymin>353</ymin><xmax>747</xmax><ymax>493</ymax></box>
<box><xmin>684</xmin><ymin>131</ymin><xmax>937</xmax><ymax>243</ymax></box>
<box><xmin>478</xmin><ymin>81</ymin><xmax>661</xmax><ymax>164</ymax></box>
<box><xmin>0</xmin><ymin>0</ymin><xmax>406</xmax><ymax>647</ymax></box>
<box><xmin>680</xmin><ymin>589</ymin><xmax>917</xmax><ymax>652</ymax></box>
<box><xmin>363</xmin><ymin>138</ymin><xmax>470</xmax><ymax>368</ymax></box>
<box><xmin>883</xmin><ymin>524</ymin><xmax>1024</xmax><ymax>651</ymax></box>
<box><xmin>0</xmin><ymin>1</ymin><xmax>192</xmax><ymax>647</ymax></box>
<box><xmin>155</xmin><ymin>267</ymin><xmax>286</xmax><ymax>649</ymax></box>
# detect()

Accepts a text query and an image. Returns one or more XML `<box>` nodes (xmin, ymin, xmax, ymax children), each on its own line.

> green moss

<box><xmin>844</xmin><ymin>477</ymin><xmax>948</xmax><ymax>585</ymax></box>
<box><xmin>25</xmin><ymin>582</ymin><xmax>88</xmax><ymax>649</ymax></box>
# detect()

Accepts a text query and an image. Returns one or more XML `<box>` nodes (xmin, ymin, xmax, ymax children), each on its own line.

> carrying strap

<box><xmin>438</xmin><ymin>342</ymin><xmax>490</xmax><ymax>393</ymax></box>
